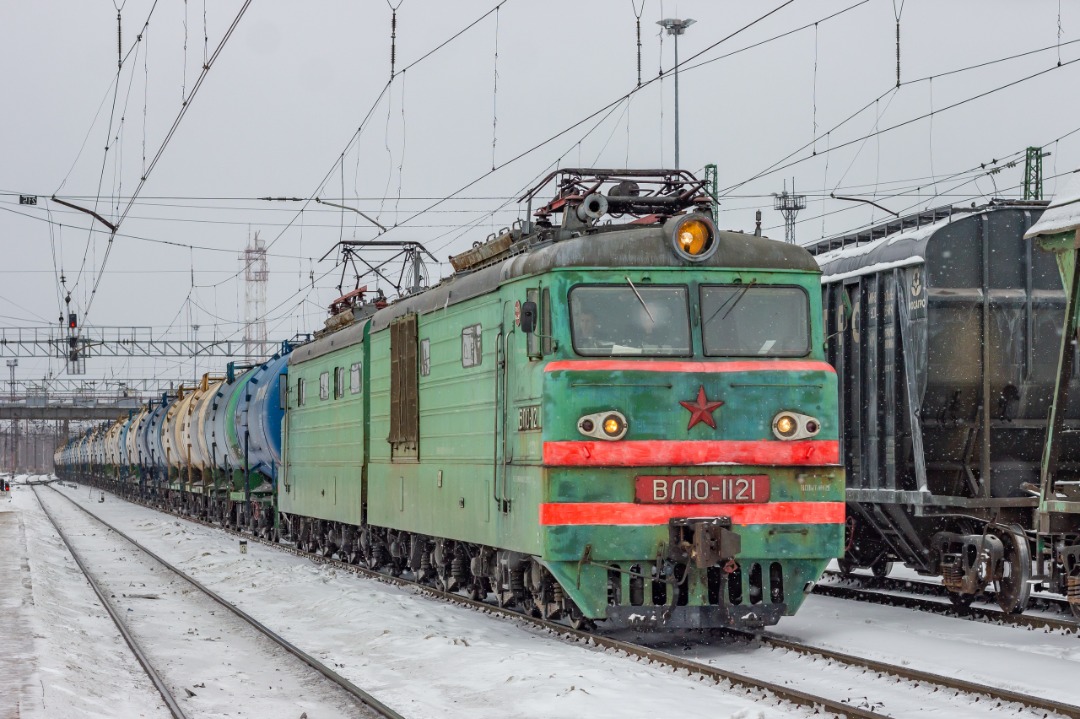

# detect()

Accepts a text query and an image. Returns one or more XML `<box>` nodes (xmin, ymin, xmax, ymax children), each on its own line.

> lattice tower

<box><xmin>773</xmin><ymin>181</ymin><xmax>807</xmax><ymax>244</ymax></box>
<box><xmin>242</xmin><ymin>232</ymin><xmax>268</xmax><ymax>362</ymax></box>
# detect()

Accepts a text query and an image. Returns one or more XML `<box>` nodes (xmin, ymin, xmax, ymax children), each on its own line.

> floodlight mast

<box><xmin>773</xmin><ymin>181</ymin><xmax>807</xmax><ymax>244</ymax></box>
<box><xmin>657</xmin><ymin>18</ymin><xmax>696</xmax><ymax>169</ymax></box>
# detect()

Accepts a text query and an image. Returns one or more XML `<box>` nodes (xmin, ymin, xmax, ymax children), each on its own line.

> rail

<box><xmin>30</xmin><ymin>484</ymin><xmax>189</xmax><ymax>719</ymax></box>
<box><xmin>39</xmin><ymin>482</ymin><xmax>406</xmax><ymax>719</ymax></box>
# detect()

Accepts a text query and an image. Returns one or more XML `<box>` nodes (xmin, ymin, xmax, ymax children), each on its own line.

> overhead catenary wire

<box><xmin>727</xmin><ymin>33</ymin><xmax>1080</xmax><ymax>188</ymax></box>
<box><xmin>78</xmin><ymin>0</ymin><xmax>251</xmax><ymax>330</ymax></box>
<box><xmin>226</xmin><ymin>0</ymin><xmax>514</xmax><ymax>292</ymax></box>
<box><xmin>384</xmin><ymin>0</ymin><xmax>804</xmax><ymax>248</ymax></box>
<box><xmin>720</xmin><ymin>51</ymin><xmax>1080</xmax><ymax>197</ymax></box>
<box><xmin>21</xmin><ymin>2</ymin><xmax>1080</xmax><ymax>384</ymax></box>
<box><xmin>758</xmin><ymin>119</ymin><xmax>1080</xmax><ymax>241</ymax></box>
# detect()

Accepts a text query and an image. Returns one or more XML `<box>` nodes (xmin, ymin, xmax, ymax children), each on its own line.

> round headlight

<box><xmin>678</xmin><ymin>220</ymin><xmax>709</xmax><ymax>254</ymax></box>
<box><xmin>670</xmin><ymin>214</ymin><xmax>717</xmax><ymax>262</ymax></box>
<box><xmin>774</xmin><ymin>413</ymin><xmax>798</xmax><ymax>438</ymax></box>
<box><xmin>603</xmin><ymin>415</ymin><xmax>624</xmax><ymax>437</ymax></box>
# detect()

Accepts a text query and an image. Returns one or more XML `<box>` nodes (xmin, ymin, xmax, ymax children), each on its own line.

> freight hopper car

<box><xmin>809</xmin><ymin>201</ymin><xmax>1080</xmax><ymax>612</ymax></box>
<box><xmin>278</xmin><ymin>169</ymin><xmax>844</xmax><ymax>630</ymax></box>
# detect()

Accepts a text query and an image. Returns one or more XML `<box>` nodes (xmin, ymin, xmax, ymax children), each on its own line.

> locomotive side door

<box><xmin>495</xmin><ymin>299</ymin><xmax>518</xmax><ymax>514</ymax></box>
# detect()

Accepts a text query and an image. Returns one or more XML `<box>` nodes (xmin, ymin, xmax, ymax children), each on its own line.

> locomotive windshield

<box><xmin>700</xmin><ymin>285</ymin><xmax>810</xmax><ymax>357</ymax></box>
<box><xmin>570</xmin><ymin>285</ymin><xmax>691</xmax><ymax>356</ymax></box>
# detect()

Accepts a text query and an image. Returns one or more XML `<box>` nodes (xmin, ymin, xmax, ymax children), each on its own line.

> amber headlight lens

<box><xmin>772</xmin><ymin>411</ymin><xmax>821</xmax><ymax>440</ymax></box>
<box><xmin>774</xmin><ymin>414</ymin><xmax>798</xmax><ymax>438</ymax></box>
<box><xmin>670</xmin><ymin>214</ymin><xmax>717</xmax><ymax>262</ymax></box>
<box><xmin>603</xmin><ymin>415</ymin><xmax>624</xmax><ymax>436</ymax></box>
<box><xmin>678</xmin><ymin>220</ymin><xmax>709</xmax><ymax>254</ymax></box>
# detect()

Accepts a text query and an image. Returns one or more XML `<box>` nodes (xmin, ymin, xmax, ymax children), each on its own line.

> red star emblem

<box><xmin>680</xmin><ymin>386</ymin><xmax>724</xmax><ymax>430</ymax></box>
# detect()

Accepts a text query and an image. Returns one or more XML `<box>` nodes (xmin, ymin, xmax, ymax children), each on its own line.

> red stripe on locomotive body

<box><xmin>543</xmin><ymin>359</ymin><xmax>837</xmax><ymax>374</ymax></box>
<box><xmin>538</xmin><ymin>501</ymin><xmax>846</xmax><ymax>526</ymax></box>
<box><xmin>542</xmin><ymin>439</ymin><xmax>841</xmax><ymax>467</ymax></box>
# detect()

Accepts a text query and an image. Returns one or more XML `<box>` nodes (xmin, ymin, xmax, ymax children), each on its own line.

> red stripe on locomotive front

<box><xmin>538</xmin><ymin>501</ymin><xmax>845</xmax><ymax>526</ymax></box>
<box><xmin>543</xmin><ymin>439</ymin><xmax>840</xmax><ymax>467</ymax></box>
<box><xmin>544</xmin><ymin>359</ymin><xmax>837</xmax><ymax>373</ymax></box>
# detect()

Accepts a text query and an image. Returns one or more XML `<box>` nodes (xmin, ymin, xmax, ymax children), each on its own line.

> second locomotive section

<box><xmin>278</xmin><ymin>171</ymin><xmax>844</xmax><ymax>630</ymax></box>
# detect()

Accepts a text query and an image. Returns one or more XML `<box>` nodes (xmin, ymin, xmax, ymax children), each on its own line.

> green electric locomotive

<box><xmin>278</xmin><ymin>169</ymin><xmax>843</xmax><ymax>630</ymax></box>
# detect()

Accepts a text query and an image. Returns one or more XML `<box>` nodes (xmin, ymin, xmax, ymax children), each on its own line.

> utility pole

<box><xmin>7</xmin><ymin>358</ymin><xmax>17</xmax><ymax>472</ymax></box>
<box><xmin>657</xmin><ymin>17</ymin><xmax>695</xmax><ymax>169</ymax></box>
<box><xmin>7</xmin><ymin>358</ymin><xmax>16</xmax><ymax>401</ymax></box>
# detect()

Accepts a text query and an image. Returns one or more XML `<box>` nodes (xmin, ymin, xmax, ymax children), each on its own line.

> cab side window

<box><xmin>350</xmin><ymin>362</ymin><xmax>362</xmax><ymax>394</ymax></box>
<box><xmin>462</xmin><ymin>324</ymin><xmax>482</xmax><ymax>368</ymax></box>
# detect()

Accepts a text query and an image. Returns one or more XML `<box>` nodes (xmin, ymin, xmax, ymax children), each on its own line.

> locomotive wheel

<box><xmin>992</xmin><ymin>524</ymin><xmax>1032</xmax><ymax>615</ymax></box>
<box><xmin>947</xmin><ymin>590</ymin><xmax>976</xmax><ymax>610</ymax></box>
<box><xmin>434</xmin><ymin>566</ymin><xmax>454</xmax><ymax>593</ymax></box>
<box><xmin>566</xmin><ymin>603</ymin><xmax>595</xmax><ymax>632</ymax></box>
<box><xmin>871</xmin><ymin>558</ymin><xmax>894</xmax><ymax>579</ymax></box>
<box><xmin>467</xmin><ymin>577</ymin><xmax>491</xmax><ymax>601</ymax></box>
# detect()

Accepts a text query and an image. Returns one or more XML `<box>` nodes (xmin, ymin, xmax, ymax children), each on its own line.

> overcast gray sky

<box><xmin>1</xmin><ymin>0</ymin><xmax>1078</xmax><ymax>389</ymax></box>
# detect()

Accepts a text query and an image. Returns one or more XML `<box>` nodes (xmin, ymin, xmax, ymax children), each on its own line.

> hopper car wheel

<box><xmin>871</xmin><ymin>558</ymin><xmax>894</xmax><ymax>579</ymax></box>
<box><xmin>1071</xmin><ymin>601</ymin><xmax>1080</xmax><ymax>619</ymax></box>
<box><xmin>992</xmin><ymin>524</ymin><xmax>1032</xmax><ymax>615</ymax></box>
<box><xmin>837</xmin><ymin>559</ymin><xmax>856</xmax><ymax>577</ymax></box>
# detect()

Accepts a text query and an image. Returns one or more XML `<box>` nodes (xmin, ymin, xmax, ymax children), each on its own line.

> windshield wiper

<box><xmin>703</xmin><ymin>279</ymin><xmax>757</xmax><ymax>327</ymax></box>
<box><xmin>625</xmin><ymin>276</ymin><xmax>655</xmax><ymax>323</ymax></box>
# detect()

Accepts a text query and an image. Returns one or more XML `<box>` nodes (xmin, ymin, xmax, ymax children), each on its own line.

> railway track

<box><xmin>815</xmin><ymin>570</ymin><xmax>1080</xmax><ymax>635</ymax></box>
<box><xmin>34</xmin><ymin>483</ymin><xmax>404</xmax><ymax>719</ymax></box>
<box><xmin>59</xmin><ymin>480</ymin><xmax>1080</xmax><ymax>719</ymax></box>
<box><xmin>738</xmin><ymin>631</ymin><xmax>1080</xmax><ymax>719</ymax></box>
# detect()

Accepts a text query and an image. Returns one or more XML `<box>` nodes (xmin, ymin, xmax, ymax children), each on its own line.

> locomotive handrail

<box><xmin>492</xmin><ymin>328</ymin><xmax>504</xmax><ymax>506</ymax></box>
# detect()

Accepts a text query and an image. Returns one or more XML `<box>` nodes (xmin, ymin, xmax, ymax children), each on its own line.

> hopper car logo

<box><xmin>910</xmin><ymin>269</ymin><xmax>922</xmax><ymax>297</ymax></box>
<box><xmin>517</xmin><ymin>404</ymin><xmax>541</xmax><ymax>431</ymax></box>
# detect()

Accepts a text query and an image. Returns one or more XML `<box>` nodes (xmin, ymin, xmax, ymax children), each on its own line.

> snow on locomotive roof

<box><xmin>1024</xmin><ymin>174</ymin><xmax>1080</xmax><ymax>238</ymax></box>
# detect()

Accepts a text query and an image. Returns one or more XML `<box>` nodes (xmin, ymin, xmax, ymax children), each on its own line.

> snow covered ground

<box><xmin>1</xmin><ymin>477</ymin><xmax>165</xmax><ymax>719</ymax></box>
<box><xmin>9</xmin><ymin>474</ymin><xmax>1080</xmax><ymax>718</ymax></box>
<box><xmin>5</xmin><ymin>477</ymin><xmax>821</xmax><ymax>718</ymax></box>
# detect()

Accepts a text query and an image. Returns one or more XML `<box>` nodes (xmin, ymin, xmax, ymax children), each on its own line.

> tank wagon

<box><xmin>808</xmin><ymin>201</ymin><xmax>1080</xmax><ymax>612</ymax></box>
<box><xmin>55</xmin><ymin>169</ymin><xmax>844</xmax><ymax>631</ymax></box>
<box><xmin>276</xmin><ymin>169</ymin><xmax>843</xmax><ymax>630</ymax></box>
<box><xmin>55</xmin><ymin>351</ymin><xmax>290</xmax><ymax>534</ymax></box>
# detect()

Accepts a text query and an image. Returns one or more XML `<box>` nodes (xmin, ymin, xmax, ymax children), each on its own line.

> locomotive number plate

<box><xmin>635</xmin><ymin>475</ymin><xmax>770</xmax><ymax>504</ymax></box>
